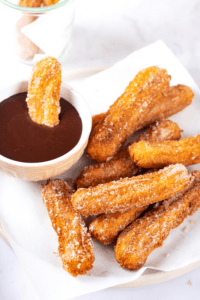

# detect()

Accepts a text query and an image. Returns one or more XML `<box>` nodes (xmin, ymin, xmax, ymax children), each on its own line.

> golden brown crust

<box><xmin>41</xmin><ymin>179</ymin><xmax>94</xmax><ymax>277</ymax></box>
<box><xmin>18</xmin><ymin>0</ymin><xmax>59</xmax><ymax>7</ymax></box>
<box><xmin>89</xmin><ymin>206</ymin><xmax>148</xmax><ymax>245</ymax></box>
<box><xmin>75</xmin><ymin>147</ymin><xmax>141</xmax><ymax>189</ymax></box>
<box><xmin>75</xmin><ymin>120</ymin><xmax>181</xmax><ymax>189</ymax></box>
<box><xmin>137</xmin><ymin>85</ymin><xmax>193</xmax><ymax>130</ymax></box>
<box><xmin>87</xmin><ymin>66</ymin><xmax>171</xmax><ymax>162</ymax></box>
<box><xmin>71</xmin><ymin>164</ymin><xmax>194</xmax><ymax>217</ymax></box>
<box><xmin>18</xmin><ymin>0</ymin><xmax>43</xmax><ymax>7</ymax></box>
<box><xmin>115</xmin><ymin>171</ymin><xmax>200</xmax><ymax>270</ymax></box>
<box><xmin>91</xmin><ymin>113</ymin><xmax>105</xmax><ymax>132</ymax></box>
<box><xmin>43</xmin><ymin>0</ymin><xmax>59</xmax><ymax>6</ymax></box>
<box><xmin>90</xmin><ymin>85</ymin><xmax>193</xmax><ymax>133</ymax></box>
<box><xmin>134</xmin><ymin>120</ymin><xmax>182</xmax><ymax>143</ymax></box>
<box><xmin>26</xmin><ymin>57</ymin><xmax>61</xmax><ymax>127</ymax></box>
<box><xmin>131</xmin><ymin>135</ymin><xmax>200</xmax><ymax>169</ymax></box>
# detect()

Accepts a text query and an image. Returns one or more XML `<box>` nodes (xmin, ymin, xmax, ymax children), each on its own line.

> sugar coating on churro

<box><xmin>91</xmin><ymin>113</ymin><xmax>105</xmax><ymax>133</ymax></box>
<box><xmin>87</xmin><ymin>66</ymin><xmax>171</xmax><ymax>162</ymax></box>
<box><xmin>91</xmin><ymin>85</ymin><xmax>193</xmax><ymax>135</ymax></box>
<box><xmin>75</xmin><ymin>147</ymin><xmax>141</xmax><ymax>189</ymax></box>
<box><xmin>134</xmin><ymin>120</ymin><xmax>182</xmax><ymax>143</ymax></box>
<box><xmin>75</xmin><ymin>120</ymin><xmax>181</xmax><ymax>189</ymax></box>
<box><xmin>136</xmin><ymin>84</ymin><xmax>194</xmax><ymax>130</ymax></box>
<box><xmin>26</xmin><ymin>57</ymin><xmax>61</xmax><ymax>127</ymax></box>
<box><xmin>42</xmin><ymin>179</ymin><xmax>94</xmax><ymax>277</ymax></box>
<box><xmin>71</xmin><ymin>164</ymin><xmax>194</xmax><ymax>217</ymax></box>
<box><xmin>89</xmin><ymin>206</ymin><xmax>148</xmax><ymax>245</ymax></box>
<box><xmin>131</xmin><ymin>134</ymin><xmax>200</xmax><ymax>169</ymax></box>
<box><xmin>115</xmin><ymin>171</ymin><xmax>200</xmax><ymax>271</ymax></box>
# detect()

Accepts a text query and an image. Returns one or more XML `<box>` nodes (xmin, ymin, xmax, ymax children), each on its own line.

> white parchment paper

<box><xmin>0</xmin><ymin>41</ymin><xmax>200</xmax><ymax>300</ymax></box>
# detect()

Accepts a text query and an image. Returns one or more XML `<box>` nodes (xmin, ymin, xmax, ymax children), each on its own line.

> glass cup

<box><xmin>1</xmin><ymin>0</ymin><xmax>75</xmax><ymax>64</ymax></box>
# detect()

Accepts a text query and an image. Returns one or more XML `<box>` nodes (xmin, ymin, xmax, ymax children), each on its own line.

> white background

<box><xmin>0</xmin><ymin>0</ymin><xmax>200</xmax><ymax>299</ymax></box>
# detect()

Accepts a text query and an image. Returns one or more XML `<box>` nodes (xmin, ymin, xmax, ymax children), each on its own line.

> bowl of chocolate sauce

<box><xmin>0</xmin><ymin>81</ymin><xmax>92</xmax><ymax>181</ymax></box>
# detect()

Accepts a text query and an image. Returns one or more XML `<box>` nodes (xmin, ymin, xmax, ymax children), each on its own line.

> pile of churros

<box><xmin>36</xmin><ymin>60</ymin><xmax>200</xmax><ymax>277</ymax></box>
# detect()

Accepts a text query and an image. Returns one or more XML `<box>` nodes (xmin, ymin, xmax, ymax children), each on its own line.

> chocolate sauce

<box><xmin>0</xmin><ymin>92</ymin><xmax>82</xmax><ymax>163</ymax></box>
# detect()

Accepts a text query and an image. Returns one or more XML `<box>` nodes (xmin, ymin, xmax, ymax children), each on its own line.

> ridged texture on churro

<box><xmin>90</xmin><ymin>85</ymin><xmax>193</xmax><ymax>133</ymax></box>
<box><xmin>71</xmin><ymin>164</ymin><xmax>194</xmax><ymax>217</ymax></box>
<box><xmin>131</xmin><ymin>135</ymin><xmax>200</xmax><ymax>169</ymax></box>
<box><xmin>26</xmin><ymin>57</ymin><xmax>61</xmax><ymax>127</ymax></box>
<box><xmin>115</xmin><ymin>171</ymin><xmax>200</xmax><ymax>270</ymax></box>
<box><xmin>75</xmin><ymin>120</ymin><xmax>182</xmax><ymax>189</ymax></box>
<box><xmin>89</xmin><ymin>206</ymin><xmax>148</xmax><ymax>245</ymax></box>
<box><xmin>87</xmin><ymin>66</ymin><xmax>171</xmax><ymax>162</ymax></box>
<box><xmin>137</xmin><ymin>84</ymin><xmax>193</xmax><ymax>130</ymax></box>
<box><xmin>42</xmin><ymin>179</ymin><xmax>94</xmax><ymax>277</ymax></box>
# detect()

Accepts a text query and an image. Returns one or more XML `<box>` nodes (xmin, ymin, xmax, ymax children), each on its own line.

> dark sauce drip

<box><xmin>0</xmin><ymin>92</ymin><xmax>82</xmax><ymax>163</ymax></box>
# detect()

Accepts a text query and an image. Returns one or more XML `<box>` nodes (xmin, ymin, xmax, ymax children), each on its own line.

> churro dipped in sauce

<box><xmin>0</xmin><ymin>92</ymin><xmax>82</xmax><ymax>163</ymax></box>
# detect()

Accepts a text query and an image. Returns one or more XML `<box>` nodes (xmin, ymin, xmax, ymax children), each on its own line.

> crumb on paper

<box><xmin>190</xmin><ymin>220</ymin><xmax>196</xmax><ymax>224</ymax></box>
<box><xmin>183</xmin><ymin>226</ymin><xmax>188</xmax><ymax>233</ymax></box>
<box><xmin>53</xmin><ymin>251</ymin><xmax>59</xmax><ymax>257</ymax></box>
<box><xmin>188</xmin><ymin>280</ymin><xmax>192</xmax><ymax>286</ymax></box>
<box><xmin>101</xmin><ymin>44</ymin><xmax>110</xmax><ymax>52</ymax></box>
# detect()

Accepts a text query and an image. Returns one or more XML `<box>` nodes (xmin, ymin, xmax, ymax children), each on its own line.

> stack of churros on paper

<box><xmin>35</xmin><ymin>61</ymin><xmax>200</xmax><ymax>276</ymax></box>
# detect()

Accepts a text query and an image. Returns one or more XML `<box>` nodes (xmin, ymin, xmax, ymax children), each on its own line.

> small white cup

<box><xmin>0</xmin><ymin>81</ymin><xmax>92</xmax><ymax>181</ymax></box>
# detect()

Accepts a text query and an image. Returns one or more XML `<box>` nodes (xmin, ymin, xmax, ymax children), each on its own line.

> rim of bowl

<box><xmin>0</xmin><ymin>0</ymin><xmax>73</xmax><ymax>13</ymax></box>
<box><xmin>0</xmin><ymin>81</ymin><xmax>92</xmax><ymax>168</ymax></box>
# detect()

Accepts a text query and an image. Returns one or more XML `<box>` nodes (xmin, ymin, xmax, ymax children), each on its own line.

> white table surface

<box><xmin>0</xmin><ymin>0</ymin><xmax>200</xmax><ymax>299</ymax></box>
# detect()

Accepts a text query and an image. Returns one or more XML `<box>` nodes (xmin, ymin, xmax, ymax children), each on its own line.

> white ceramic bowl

<box><xmin>0</xmin><ymin>81</ymin><xmax>92</xmax><ymax>181</ymax></box>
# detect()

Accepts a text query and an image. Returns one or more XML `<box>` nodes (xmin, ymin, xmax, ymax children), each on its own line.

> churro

<box><xmin>26</xmin><ymin>57</ymin><xmax>61</xmax><ymax>127</ymax></box>
<box><xmin>89</xmin><ymin>206</ymin><xmax>148</xmax><ymax>245</ymax></box>
<box><xmin>41</xmin><ymin>179</ymin><xmax>94</xmax><ymax>277</ymax></box>
<box><xmin>18</xmin><ymin>0</ymin><xmax>43</xmax><ymax>7</ymax></box>
<box><xmin>75</xmin><ymin>120</ymin><xmax>181</xmax><ymax>189</ymax></box>
<box><xmin>131</xmin><ymin>135</ymin><xmax>200</xmax><ymax>169</ymax></box>
<box><xmin>71</xmin><ymin>164</ymin><xmax>194</xmax><ymax>217</ymax></box>
<box><xmin>43</xmin><ymin>0</ymin><xmax>59</xmax><ymax>6</ymax></box>
<box><xmin>115</xmin><ymin>171</ymin><xmax>200</xmax><ymax>270</ymax></box>
<box><xmin>87</xmin><ymin>66</ymin><xmax>171</xmax><ymax>162</ymax></box>
<box><xmin>91</xmin><ymin>85</ymin><xmax>193</xmax><ymax>132</ymax></box>
<box><xmin>137</xmin><ymin>84</ymin><xmax>193</xmax><ymax>129</ymax></box>
<box><xmin>91</xmin><ymin>113</ymin><xmax>105</xmax><ymax>133</ymax></box>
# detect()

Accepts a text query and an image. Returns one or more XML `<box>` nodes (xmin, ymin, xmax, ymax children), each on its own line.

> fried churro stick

<box><xmin>89</xmin><ymin>206</ymin><xmax>148</xmax><ymax>245</ymax></box>
<box><xmin>26</xmin><ymin>57</ymin><xmax>61</xmax><ymax>127</ymax></box>
<box><xmin>137</xmin><ymin>84</ymin><xmax>193</xmax><ymax>130</ymax></box>
<box><xmin>87</xmin><ymin>66</ymin><xmax>171</xmax><ymax>162</ymax></box>
<box><xmin>41</xmin><ymin>179</ymin><xmax>94</xmax><ymax>277</ymax></box>
<box><xmin>71</xmin><ymin>164</ymin><xmax>194</xmax><ymax>217</ymax></box>
<box><xmin>75</xmin><ymin>120</ymin><xmax>181</xmax><ymax>189</ymax></box>
<box><xmin>91</xmin><ymin>85</ymin><xmax>193</xmax><ymax>132</ymax></box>
<box><xmin>115</xmin><ymin>171</ymin><xmax>200</xmax><ymax>271</ymax></box>
<box><xmin>19</xmin><ymin>0</ymin><xmax>43</xmax><ymax>7</ymax></box>
<box><xmin>43</xmin><ymin>0</ymin><xmax>59</xmax><ymax>6</ymax></box>
<box><xmin>91</xmin><ymin>113</ymin><xmax>105</xmax><ymax>132</ymax></box>
<box><xmin>131</xmin><ymin>135</ymin><xmax>200</xmax><ymax>169</ymax></box>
